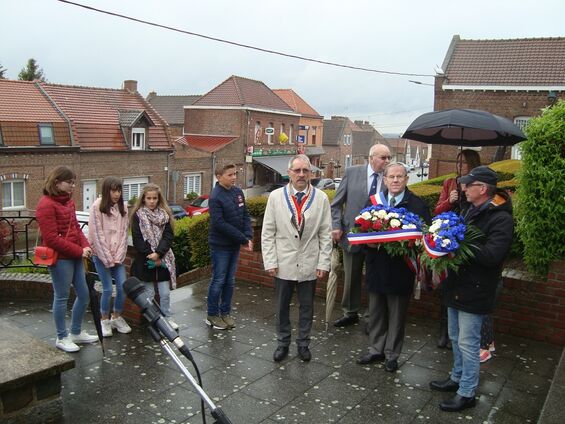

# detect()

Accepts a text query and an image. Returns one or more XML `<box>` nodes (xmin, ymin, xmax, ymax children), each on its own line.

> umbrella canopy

<box><xmin>325</xmin><ymin>245</ymin><xmax>342</xmax><ymax>331</ymax></box>
<box><xmin>402</xmin><ymin>109</ymin><xmax>526</xmax><ymax>147</ymax></box>
<box><xmin>84</xmin><ymin>258</ymin><xmax>105</xmax><ymax>355</ymax></box>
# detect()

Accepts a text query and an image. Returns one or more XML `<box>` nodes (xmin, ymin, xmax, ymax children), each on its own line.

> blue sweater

<box><xmin>208</xmin><ymin>183</ymin><xmax>253</xmax><ymax>250</ymax></box>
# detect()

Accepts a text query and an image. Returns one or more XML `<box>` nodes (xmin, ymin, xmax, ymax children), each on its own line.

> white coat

<box><xmin>261</xmin><ymin>184</ymin><xmax>332</xmax><ymax>282</ymax></box>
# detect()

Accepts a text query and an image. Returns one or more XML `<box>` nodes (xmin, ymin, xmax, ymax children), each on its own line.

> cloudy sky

<box><xmin>1</xmin><ymin>0</ymin><xmax>563</xmax><ymax>134</ymax></box>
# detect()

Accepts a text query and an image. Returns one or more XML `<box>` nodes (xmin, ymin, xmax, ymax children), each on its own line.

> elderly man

<box><xmin>331</xmin><ymin>144</ymin><xmax>392</xmax><ymax>328</ymax></box>
<box><xmin>262</xmin><ymin>154</ymin><xmax>332</xmax><ymax>362</ymax></box>
<box><xmin>358</xmin><ymin>162</ymin><xmax>430</xmax><ymax>372</ymax></box>
<box><xmin>430</xmin><ymin>166</ymin><xmax>513</xmax><ymax>412</ymax></box>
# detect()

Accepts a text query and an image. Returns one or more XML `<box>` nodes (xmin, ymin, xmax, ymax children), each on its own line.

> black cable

<box><xmin>56</xmin><ymin>0</ymin><xmax>435</xmax><ymax>78</ymax></box>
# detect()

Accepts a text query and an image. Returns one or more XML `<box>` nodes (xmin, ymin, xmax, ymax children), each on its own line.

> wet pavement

<box><xmin>1</xmin><ymin>279</ymin><xmax>562</xmax><ymax>423</ymax></box>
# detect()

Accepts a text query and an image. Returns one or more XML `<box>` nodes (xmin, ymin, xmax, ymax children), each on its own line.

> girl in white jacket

<box><xmin>88</xmin><ymin>176</ymin><xmax>131</xmax><ymax>336</ymax></box>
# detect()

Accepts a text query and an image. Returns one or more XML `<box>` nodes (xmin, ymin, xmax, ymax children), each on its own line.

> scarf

<box><xmin>137</xmin><ymin>206</ymin><xmax>176</xmax><ymax>289</ymax></box>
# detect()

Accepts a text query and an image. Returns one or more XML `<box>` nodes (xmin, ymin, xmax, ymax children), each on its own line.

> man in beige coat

<box><xmin>262</xmin><ymin>154</ymin><xmax>332</xmax><ymax>362</ymax></box>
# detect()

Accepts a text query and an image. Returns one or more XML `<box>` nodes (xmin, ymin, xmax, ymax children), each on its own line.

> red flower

<box><xmin>372</xmin><ymin>220</ymin><xmax>383</xmax><ymax>231</ymax></box>
<box><xmin>360</xmin><ymin>220</ymin><xmax>372</xmax><ymax>231</ymax></box>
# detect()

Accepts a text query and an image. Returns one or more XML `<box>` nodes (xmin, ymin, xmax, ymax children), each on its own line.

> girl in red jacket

<box><xmin>35</xmin><ymin>166</ymin><xmax>98</xmax><ymax>352</ymax></box>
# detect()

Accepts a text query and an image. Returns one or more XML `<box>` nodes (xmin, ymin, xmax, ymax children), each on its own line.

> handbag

<box><xmin>34</xmin><ymin>221</ymin><xmax>72</xmax><ymax>266</ymax></box>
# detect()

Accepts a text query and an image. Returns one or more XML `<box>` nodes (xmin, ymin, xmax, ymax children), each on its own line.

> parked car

<box><xmin>184</xmin><ymin>195</ymin><xmax>209</xmax><ymax>217</ymax></box>
<box><xmin>315</xmin><ymin>178</ymin><xmax>335</xmax><ymax>190</ymax></box>
<box><xmin>333</xmin><ymin>178</ymin><xmax>342</xmax><ymax>190</ymax></box>
<box><xmin>261</xmin><ymin>183</ymin><xmax>286</xmax><ymax>197</ymax></box>
<box><xmin>169</xmin><ymin>204</ymin><xmax>188</xmax><ymax>220</ymax></box>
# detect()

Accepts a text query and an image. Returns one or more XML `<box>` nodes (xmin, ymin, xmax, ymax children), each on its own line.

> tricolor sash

<box><xmin>283</xmin><ymin>184</ymin><xmax>315</xmax><ymax>238</ymax></box>
<box><xmin>369</xmin><ymin>192</ymin><xmax>388</xmax><ymax>207</ymax></box>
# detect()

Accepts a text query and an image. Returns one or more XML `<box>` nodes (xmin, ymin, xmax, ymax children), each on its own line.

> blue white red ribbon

<box><xmin>347</xmin><ymin>229</ymin><xmax>422</xmax><ymax>245</ymax></box>
<box><xmin>423</xmin><ymin>236</ymin><xmax>449</xmax><ymax>259</ymax></box>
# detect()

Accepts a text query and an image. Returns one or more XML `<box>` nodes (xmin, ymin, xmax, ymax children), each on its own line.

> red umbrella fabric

<box><xmin>402</xmin><ymin>109</ymin><xmax>526</xmax><ymax>147</ymax></box>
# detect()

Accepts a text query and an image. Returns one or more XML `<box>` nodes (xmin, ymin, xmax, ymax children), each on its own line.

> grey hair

<box><xmin>384</xmin><ymin>162</ymin><xmax>409</xmax><ymax>176</ymax></box>
<box><xmin>485</xmin><ymin>183</ymin><xmax>497</xmax><ymax>197</ymax></box>
<box><xmin>369</xmin><ymin>143</ymin><xmax>391</xmax><ymax>157</ymax></box>
<box><xmin>288</xmin><ymin>154</ymin><xmax>312</xmax><ymax>170</ymax></box>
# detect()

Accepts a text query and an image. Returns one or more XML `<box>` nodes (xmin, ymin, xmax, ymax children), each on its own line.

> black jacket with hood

<box><xmin>443</xmin><ymin>189</ymin><xmax>514</xmax><ymax>314</ymax></box>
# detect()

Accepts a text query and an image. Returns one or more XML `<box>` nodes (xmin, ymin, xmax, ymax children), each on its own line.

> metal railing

<box><xmin>0</xmin><ymin>210</ymin><xmax>88</xmax><ymax>270</ymax></box>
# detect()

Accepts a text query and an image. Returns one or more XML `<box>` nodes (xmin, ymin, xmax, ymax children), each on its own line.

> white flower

<box><xmin>441</xmin><ymin>238</ymin><xmax>452</xmax><ymax>247</ymax></box>
<box><xmin>361</xmin><ymin>211</ymin><xmax>372</xmax><ymax>220</ymax></box>
<box><xmin>390</xmin><ymin>219</ymin><xmax>401</xmax><ymax>228</ymax></box>
<box><xmin>376</xmin><ymin>209</ymin><xmax>387</xmax><ymax>219</ymax></box>
<box><xmin>402</xmin><ymin>224</ymin><xmax>416</xmax><ymax>229</ymax></box>
<box><xmin>429</xmin><ymin>223</ymin><xmax>441</xmax><ymax>233</ymax></box>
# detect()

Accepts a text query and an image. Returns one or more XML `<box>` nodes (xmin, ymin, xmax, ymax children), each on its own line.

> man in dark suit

<box><xmin>330</xmin><ymin>144</ymin><xmax>392</xmax><ymax>327</ymax></box>
<box><xmin>357</xmin><ymin>163</ymin><xmax>430</xmax><ymax>372</ymax></box>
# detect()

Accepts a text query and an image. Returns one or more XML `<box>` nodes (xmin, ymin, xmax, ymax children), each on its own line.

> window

<box><xmin>279</xmin><ymin>123</ymin><xmax>286</xmax><ymax>144</ymax></box>
<box><xmin>254</xmin><ymin>121</ymin><xmax>262</xmax><ymax>145</ymax></box>
<box><xmin>184</xmin><ymin>173</ymin><xmax>202</xmax><ymax>196</ymax></box>
<box><xmin>2</xmin><ymin>180</ymin><xmax>25</xmax><ymax>209</ymax></box>
<box><xmin>289</xmin><ymin>124</ymin><xmax>294</xmax><ymax>144</ymax></box>
<box><xmin>39</xmin><ymin>124</ymin><xmax>55</xmax><ymax>145</ymax></box>
<box><xmin>512</xmin><ymin>117</ymin><xmax>531</xmax><ymax>160</ymax></box>
<box><xmin>311</xmin><ymin>126</ymin><xmax>317</xmax><ymax>145</ymax></box>
<box><xmin>345</xmin><ymin>155</ymin><xmax>352</xmax><ymax>168</ymax></box>
<box><xmin>122</xmin><ymin>177</ymin><xmax>149</xmax><ymax>202</ymax></box>
<box><xmin>0</xmin><ymin>125</ymin><xmax>4</xmax><ymax>145</ymax></box>
<box><xmin>343</xmin><ymin>134</ymin><xmax>351</xmax><ymax>145</ymax></box>
<box><xmin>132</xmin><ymin>128</ymin><xmax>145</xmax><ymax>150</ymax></box>
<box><xmin>267</xmin><ymin>122</ymin><xmax>274</xmax><ymax>145</ymax></box>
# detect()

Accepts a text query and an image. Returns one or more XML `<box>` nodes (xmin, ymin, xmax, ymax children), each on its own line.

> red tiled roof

<box><xmin>193</xmin><ymin>76</ymin><xmax>294</xmax><ymax>112</ymax></box>
<box><xmin>40</xmin><ymin>83</ymin><xmax>170</xmax><ymax>151</ymax></box>
<box><xmin>443</xmin><ymin>36</ymin><xmax>565</xmax><ymax>86</ymax></box>
<box><xmin>175</xmin><ymin>134</ymin><xmax>238</xmax><ymax>153</ymax></box>
<box><xmin>272</xmin><ymin>89</ymin><xmax>322</xmax><ymax>118</ymax></box>
<box><xmin>0</xmin><ymin>80</ymin><xmax>66</xmax><ymax>122</ymax></box>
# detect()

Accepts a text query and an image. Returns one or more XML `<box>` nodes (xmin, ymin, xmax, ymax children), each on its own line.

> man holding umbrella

<box><xmin>429</xmin><ymin>166</ymin><xmax>513</xmax><ymax>412</ymax></box>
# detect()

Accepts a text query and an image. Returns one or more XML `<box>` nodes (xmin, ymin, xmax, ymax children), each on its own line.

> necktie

<box><xmin>368</xmin><ymin>173</ymin><xmax>378</xmax><ymax>197</ymax></box>
<box><xmin>296</xmin><ymin>192</ymin><xmax>304</xmax><ymax>203</ymax></box>
<box><xmin>390</xmin><ymin>196</ymin><xmax>396</xmax><ymax>207</ymax></box>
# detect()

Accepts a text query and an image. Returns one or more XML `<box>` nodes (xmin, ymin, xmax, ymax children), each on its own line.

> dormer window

<box><xmin>39</xmin><ymin>124</ymin><xmax>55</xmax><ymax>145</ymax></box>
<box><xmin>132</xmin><ymin>128</ymin><xmax>145</xmax><ymax>150</ymax></box>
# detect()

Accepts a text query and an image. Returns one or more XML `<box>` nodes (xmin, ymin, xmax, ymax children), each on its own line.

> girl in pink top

<box><xmin>88</xmin><ymin>177</ymin><xmax>131</xmax><ymax>336</ymax></box>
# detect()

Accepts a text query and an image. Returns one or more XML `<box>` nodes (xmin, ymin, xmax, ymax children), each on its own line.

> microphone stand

<box><xmin>146</xmin><ymin>325</ymin><xmax>233</xmax><ymax>424</ymax></box>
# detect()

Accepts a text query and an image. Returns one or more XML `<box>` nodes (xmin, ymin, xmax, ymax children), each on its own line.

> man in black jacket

<box><xmin>357</xmin><ymin>163</ymin><xmax>430</xmax><ymax>372</ymax></box>
<box><xmin>206</xmin><ymin>164</ymin><xmax>253</xmax><ymax>330</ymax></box>
<box><xmin>430</xmin><ymin>166</ymin><xmax>513</xmax><ymax>412</ymax></box>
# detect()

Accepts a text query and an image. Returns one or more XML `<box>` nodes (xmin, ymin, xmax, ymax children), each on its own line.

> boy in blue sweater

<box><xmin>206</xmin><ymin>163</ymin><xmax>253</xmax><ymax>330</ymax></box>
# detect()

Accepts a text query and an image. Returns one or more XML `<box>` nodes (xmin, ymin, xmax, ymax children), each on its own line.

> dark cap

<box><xmin>459</xmin><ymin>166</ymin><xmax>498</xmax><ymax>186</ymax></box>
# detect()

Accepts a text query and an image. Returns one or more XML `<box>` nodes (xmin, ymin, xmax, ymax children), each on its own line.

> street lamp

<box><xmin>408</xmin><ymin>80</ymin><xmax>434</xmax><ymax>87</ymax></box>
<box><xmin>416</xmin><ymin>162</ymin><xmax>428</xmax><ymax>181</ymax></box>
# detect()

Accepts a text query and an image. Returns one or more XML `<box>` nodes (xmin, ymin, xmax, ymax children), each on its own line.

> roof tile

<box><xmin>272</xmin><ymin>89</ymin><xmax>322</xmax><ymax>118</ymax></box>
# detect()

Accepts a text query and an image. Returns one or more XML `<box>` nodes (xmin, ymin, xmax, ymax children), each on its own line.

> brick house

<box><xmin>146</xmin><ymin>92</ymin><xmax>201</xmax><ymax>138</ymax></box>
<box><xmin>352</xmin><ymin>121</ymin><xmax>388</xmax><ymax>165</ymax></box>
<box><xmin>430</xmin><ymin>35</ymin><xmax>565</xmax><ymax>178</ymax></box>
<box><xmin>321</xmin><ymin>116</ymin><xmax>357</xmax><ymax>179</ymax></box>
<box><xmin>386</xmin><ymin>137</ymin><xmax>431</xmax><ymax>166</ymax></box>
<box><xmin>0</xmin><ymin>79</ymin><xmax>172</xmax><ymax>212</ymax></box>
<box><xmin>182</xmin><ymin>76</ymin><xmax>301</xmax><ymax>196</ymax></box>
<box><xmin>272</xmin><ymin>89</ymin><xmax>325</xmax><ymax>169</ymax></box>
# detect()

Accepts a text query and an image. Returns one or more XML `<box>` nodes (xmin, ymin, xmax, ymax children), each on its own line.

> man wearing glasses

<box><xmin>331</xmin><ymin>144</ymin><xmax>392</xmax><ymax>328</ymax></box>
<box><xmin>430</xmin><ymin>166</ymin><xmax>513</xmax><ymax>412</ymax></box>
<box><xmin>262</xmin><ymin>154</ymin><xmax>332</xmax><ymax>362</ymax></box>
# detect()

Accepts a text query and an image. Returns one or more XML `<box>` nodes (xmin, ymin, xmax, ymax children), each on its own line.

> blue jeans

<box><xmin>48</xmin><ymin>259</ymin><xmax>90</xmax><ymax>339</ymax></box>
<box><xmin>207</xmin><ymin>248</ymin><xmax>240</xmax><ymax>316</ymax></box>
<box><xmin>448</xmin><ymin>307</ymin><xmax>485</xmax><ymax>398</ymax></box>
<box><xmin>143</xmin><ymin>281</ymin><xmax>171</xmax><ymax>317</ymax></box>
<box><xmin>92</xmin><ymin>256</ymin><xmax>126</xmax><ymax>316</ymax></box>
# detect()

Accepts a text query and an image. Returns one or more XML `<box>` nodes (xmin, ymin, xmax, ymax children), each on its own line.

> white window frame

<box><xmin>184</xmin><ymin>173</ymin><xmax>202</xmax><ymax>196</ymax></box>
<box><xmin>512</xmin><ymin>116</ymin><xmax>531</xmax><ymax>160</ymax></box>
<box><xmin>39</xmin><ymin>124</ymin><xmax>55</xmax><ymax>145</ymax></box>
<box><xmin>2</xmin><ymin>180</ymin><xmax>26</xmax><ymax>210</ymax></box>
<box><xmin>345</xmin><ymin>154</ymin><xmax>352</xmax><ymax>168</ymax></box>
<box><xmin>267</xmin><ymin>122</ymin><xmax>274</xmax><ymax>145</ymax></box>
<box><xmin>343</xmin><ymin>134</ymin><xmax>351</xmax><ymax>145</ymax></box>
<box><xmin>122</xmin><ymin>177</ymin><xmax>149</xmax><ymax>202</ymax></box>
<box><xmin>132</xmin><ymin>128</ymin><xmax>146</xmax><ymax>150</ymax></box>
<box><xmin>289</xmin><ymin>124</ymin><xmax>294</xmax><ymax>144</ymax></box>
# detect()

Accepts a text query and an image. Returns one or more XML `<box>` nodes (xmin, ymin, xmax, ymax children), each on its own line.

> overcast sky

<box><xmin>2</xmin><ymin>0</ymin><xmax>563</xmax><ymax>135</ymax></box>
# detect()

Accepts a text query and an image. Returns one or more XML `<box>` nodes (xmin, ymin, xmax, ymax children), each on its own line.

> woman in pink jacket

<box><xmin>88</xmin><ymin>176</ymin><xmax>131</xmax><ymax>337</ymax></box>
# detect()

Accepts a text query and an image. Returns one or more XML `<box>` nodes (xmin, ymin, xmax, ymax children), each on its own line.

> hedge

<box><xmin>172</xmin><ymin>214</ymin><xmax>210</xmax><ymax>273</ymax></box>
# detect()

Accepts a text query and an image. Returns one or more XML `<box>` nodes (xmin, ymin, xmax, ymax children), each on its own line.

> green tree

<box><xmin>515</xmin><ymin>100</ymin><xmax>565</xmax><ymax>276</ymax></box>
<box><xmin>18</xmin><ymin>58</ymin><xmax>46</xmax><ymax>81</ymax></box>
<box><xmin>0</xmin><ymin>63</ymin><xmax>7</xmax><ymax>79</ymax></box>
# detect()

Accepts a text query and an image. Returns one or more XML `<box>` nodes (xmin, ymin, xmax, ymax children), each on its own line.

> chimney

<box><xmin>123</xmin><ymin>80</ymin><xmax>138</xmax><ymax>93</ymax></box>
<box><xmin>147</xmin><ymin>91</ymin><xmax>156</xmax><ymax>101</ymax></box>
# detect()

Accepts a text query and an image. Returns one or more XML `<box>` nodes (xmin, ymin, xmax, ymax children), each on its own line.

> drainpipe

<box><xmin>211</xmin><ymin>152</ymin><xmax>217</xmax><ymax>191</ymax></box>
<box><xmin>166</xmin><ymin>152</ymin><xmax>174</xmax><ymax>201</ymax></box>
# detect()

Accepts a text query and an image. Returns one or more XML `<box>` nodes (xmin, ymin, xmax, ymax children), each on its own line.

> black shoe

<box><xmin>384</xmin><ymin>359</ymin><xmax>398</xmax><ymax>372</ymax></box>
<box><xmin>297</xmin><ymin>346</ymin><xmax>311</xmax><ymax>362</ymax></box>
<box><xmin>333</xmin><ymin>315</ymin><xmax>359</xmax><ymax>328</ymax></box>
<box><xmin>357</xmin><ymin>352</ymin><xmax>385</xmax><ymax>365</ymax></box>
<box><xmin>429</xmin><ymin>378</ymin><xmax>459</xmax><ymax>392</ymax></box>
<box><xmin>273</xmin><ymin>346</ymin><xmax>289</xmax><ymax>362</ymax></box>
<box><xmin>439</xmin><ymin>394</ymin><xmax>476</xmax><ymax>412</ymax></box>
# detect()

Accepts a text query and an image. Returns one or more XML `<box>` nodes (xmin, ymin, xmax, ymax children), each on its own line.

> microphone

<box><xmin>124</xmin><ymin>277</ymin><xmax>192</xmax><ymax>359</ymax></box>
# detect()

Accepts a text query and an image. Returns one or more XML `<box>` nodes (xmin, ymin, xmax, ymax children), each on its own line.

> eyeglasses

<box><xmin>290</xmin><ymin>168</ymin><xmax>311</xmax><ymax>174</ymax></box>
<box><xmin>465</xmin><ymin>183</ymin><xmax>485</xmax><ymax>188</ymax></box>
<box><xmin>371</xmin><ymin>155</ymin><xmax>392</xmax><ymax>160</ymax></box>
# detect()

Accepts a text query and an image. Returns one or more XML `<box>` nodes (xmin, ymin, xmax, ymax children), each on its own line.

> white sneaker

<box><xmin>168</xmin><ymin>319</ymin><xmax>179</xmax><ymax>331</ymax></box>
<box><xmin>55</xmin><ymin>336</ymin><xmax>80</xmax><ymax>352</ymax></box>
<box><xmin>70</xmin><ymin>330</ymin><xmax>99</xmax><ymax>344</ymax></box>
<box><xmin>101</xmin><ymin>319</ymin><xmax>113</xmax><ymax>337</ymax></box>
<box><xmin>111</xmin><ymin>316</ymin><xmax>132</xmax><ymax>334</ymax></box>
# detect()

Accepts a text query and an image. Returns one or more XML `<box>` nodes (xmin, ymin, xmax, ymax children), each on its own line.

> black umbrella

<box><xmin>402</xmin><ymin>108</ymin><xmax>526</xmax><ymax>147</ymax></box>
<box><xmin>83</xmin><ymin>258</ymin><xmax>105</xmax><ymax>355</ymax></box>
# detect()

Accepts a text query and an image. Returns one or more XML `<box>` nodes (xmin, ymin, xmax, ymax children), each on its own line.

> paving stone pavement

<box><xmin>1</xmin><ymin>279</ymin><xmax>562</xmax><ymax>424</ymax></box>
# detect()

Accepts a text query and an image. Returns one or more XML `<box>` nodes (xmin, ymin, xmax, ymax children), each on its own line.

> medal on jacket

<box><xmin>283</xmin><ymin>185</ymin><xmax>315</xmax><ymax>238</ymax></box>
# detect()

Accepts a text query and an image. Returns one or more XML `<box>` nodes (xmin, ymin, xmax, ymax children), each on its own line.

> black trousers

<box><xmin>275</xmin><ymin>277</ymin><xmax>316</xmax><ymax>348</ymax></box>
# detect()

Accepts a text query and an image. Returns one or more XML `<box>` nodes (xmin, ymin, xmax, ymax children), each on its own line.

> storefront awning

<box><xmin>253</xmin><ymin>155</ymin><xmax>320</xmax><ymax>177</ymax></box>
